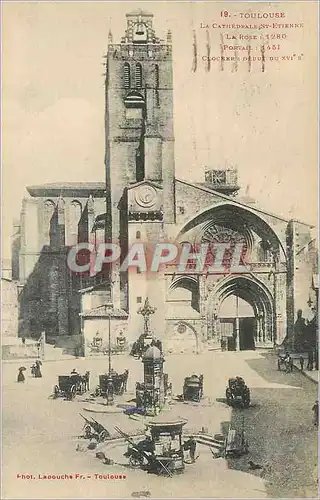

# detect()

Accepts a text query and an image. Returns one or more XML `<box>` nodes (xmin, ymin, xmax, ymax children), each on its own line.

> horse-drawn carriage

<box><xmin>118</xmin><ymin>418</ymin><xmax>188</xmax><ymax>476</ymax></box>
<box><xmin>95</xmin><ymin>370</ymin><xmax>129</xmax><ymax>397</ymax></box>
<box><xmin>226</xmin><ymin>377</ymin><xmax>250</xmax><ymax>408</ymax></box>
<box><xmin>53</xmin><ymin>371</ymin><xmax>89</xmax><ymax>400</ymax></box>
<box><xmin>182</xmin><ymin>374</ymin><xmax>204</xmax><ymax>402</ymax></box>
<box><xmin>277</xmin><ymin>352</ymin><xmax>293</xmax><ymax>372</ymax></box>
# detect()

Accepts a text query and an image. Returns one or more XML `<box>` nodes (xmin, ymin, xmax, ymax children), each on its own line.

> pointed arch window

<box><xmin>155</xmin><ymin>90</ymin><xmax>160</xmax><ymax>107</ymax></box>
<box><xmin>124</xmin><ymin>63</ymin><xmax>131</xmax><ymax>89</ymax></box>
<box><xmin>155</xmin><ymin>64</ymin><xmax>159</xmax><ymax>88</ymax></box>
<box><xmin>69</xmin><ymin>200</ymin><xmax>82</xmax><ymax>245</ymax></box>
<box><xmin>258</xmin><ymin>240</ymin><xmax>272</xmax><ymax>263</ymax></box>
<box><xmin>43</xmin><ymin>200</ymin><xmax>55</xmax><ymax>245</ymax></box>
<box><xmin>154</xmin><ymin>65</ymin><xmax>160</xmax><ymax>107</ymax></box>
<box><xmin>135</xmin><ymin>63</ymin><xmax>142</xmax><ymax>89</ymax></box>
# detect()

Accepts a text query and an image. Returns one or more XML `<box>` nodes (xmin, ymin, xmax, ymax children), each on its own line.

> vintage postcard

<box><xmin>1</xmin><ymin>1</ymin><xmax>318</xmax><ymax>499</ymax></box>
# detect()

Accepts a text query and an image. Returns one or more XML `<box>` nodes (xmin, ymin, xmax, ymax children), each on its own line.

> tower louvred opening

<box><xmin>135</xmin><ymin>63</ymin><xmax>142</xmax><ymax>89</ymax></box>
<box><xmin>155</xmin><ymin>65</ymin><xmax>159</xmax><ymax>88</ymax></box>
<box><xmin>124</xmin><ymin>63</ymin><xmax>131</xmax><ymax>89</ymax></box>
<box><xmin>124</xmin><ymin>91</ymin><xmax>145</xmax><ymax>108</ymax></box>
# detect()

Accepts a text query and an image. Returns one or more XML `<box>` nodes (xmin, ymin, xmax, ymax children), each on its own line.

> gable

<box><xmin>174</xmin><ymin>179</ymin><xmax>290</xmax><ymax>250</ymax></box>
<box><xmin>127</xmin><ymin>180</ymin><xmax>163</xmax><ymax>214</ymax></box>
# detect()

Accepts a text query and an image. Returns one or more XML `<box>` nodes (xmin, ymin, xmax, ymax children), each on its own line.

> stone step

<box><xmin>44</xmin><ymin>343</ymin><xmax>76</xmax><ymax>361</ymax></box>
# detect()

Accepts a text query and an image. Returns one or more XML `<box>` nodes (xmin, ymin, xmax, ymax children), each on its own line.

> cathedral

<box><xmin>14</xmin><ymin>10</ymin><xmax>318</xmax><ymax>355</ymax></box>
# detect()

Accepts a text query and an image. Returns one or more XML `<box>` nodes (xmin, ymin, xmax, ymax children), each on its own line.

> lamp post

<box><xmin>108</xmin><ymin>311</ymin><xmax>112</xmax><ymax>375</ymax></box>
<box><xmin>105</xmin><ymin>280</ymin><xmax>115</xmax><ymax>405</ymax></box>
<box><xmin>105</xmin><ymin>308</ymin><xmax>114</xmax><ymax>405</ymax></box>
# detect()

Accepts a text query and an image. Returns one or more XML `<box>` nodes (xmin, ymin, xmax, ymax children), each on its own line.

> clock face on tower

<box><xmin>134</xmin><ymin>185</ymin><xmax>157</xmax><ymax>208</ymax></box>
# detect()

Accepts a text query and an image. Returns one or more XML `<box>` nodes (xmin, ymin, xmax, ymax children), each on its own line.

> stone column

<box><xmin>199</xmin><ymin>276</ymin><xmax>208</xmax><ymax>341</ymax></box>
<box><xmin>235</xmin><ymin>317</ymin><xmax>240</xmax><ymax>351</ymax></box>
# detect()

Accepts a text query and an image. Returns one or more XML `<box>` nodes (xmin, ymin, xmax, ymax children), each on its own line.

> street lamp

<box><xmin>105</xmin><ymin>307</ymin><xmax>114</xmax><ymax>405</ymax></box>
<box><xmin>105</xmin><ymin>280</ymin><xmax>116</xmax><ymax>405</ymax></box>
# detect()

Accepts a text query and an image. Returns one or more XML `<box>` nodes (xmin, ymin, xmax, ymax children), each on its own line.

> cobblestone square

<box><xmin>2</xmin><ymin>351</ymin><xmax>318</xmax><ymax>498</ymax></box>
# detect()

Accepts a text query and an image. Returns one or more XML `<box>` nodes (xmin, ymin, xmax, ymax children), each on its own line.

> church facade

<box><xmin>14</xmin><ymin>10</ymin><xmax>318</xmax><ymax>355</ymax></box>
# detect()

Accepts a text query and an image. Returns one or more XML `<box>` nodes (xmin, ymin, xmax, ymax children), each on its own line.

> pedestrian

<box><xmin>183</xmin><ymin>436</ymin><xmax>197</xmax><ymax>462</ymax></box>
<box><xmin>314</xmin><ymin>348</ymin><xmax>319</xmax><ymax>370</ymax></box>
<box><xmin>21</xmin><ymin>336</ymin><xmax>26</xmax><ymax>346</ymax></box>
<box><xmin>307</xmin><ymin>350</ymin><xmax>314</xmax><ymax>371</ymax></box>
<box><xmin>122</xmin><ymin>369</ymin><xmax>129</xmax><ymax>392</ymax></box>
<box><xmin>34</xmin><ymin>360</ymin><xmax>42</xmax><ymax>378</ymax></box>
<box><xmin>312</xmin><ymin>401</ymin><xmax>318</xmax><ymax>427</ymax></box>
<box><xmin>17</xmin><ymin>367</ymin><xmax>25</xmax><ymax>383</ymax></box>
<box><xmin>299</xmin><ymin>355</ymin><xmax>304</xmax><ymax>371</ymax></box>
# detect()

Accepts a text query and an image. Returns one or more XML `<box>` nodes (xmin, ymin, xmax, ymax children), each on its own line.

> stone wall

<box><xmin>2</xmin><ymin>343</ymin><xmax>38</xmax><ymax>360</ymax></box>
<box><xmin>17</xmin><ymin>189</ymin><xmax>105</xmax><ymax>339</ymax></box>
<box><xmin>83</xmin><ymin>317</ymin><xmax>128</xmax><ymax>356</ymax></box>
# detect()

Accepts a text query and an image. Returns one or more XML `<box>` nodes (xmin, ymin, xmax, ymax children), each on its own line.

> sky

<box><xmin>2</xmin><ymin>1</ymin><xmax>318</xmax><ymax>260</ymax></box>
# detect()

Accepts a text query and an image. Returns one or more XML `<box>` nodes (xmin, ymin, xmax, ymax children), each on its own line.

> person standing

<box><xmin>34</xmin><ymin>360</ymin><xmax>42</xmax><ymax>378</ymax></box>
<box><xmin>314</xmin><ymin>348</ymin><xmax>319</xmax><ymax>370</ymax></box>
<box><xmin>17</xmin><ymin>368</ymin><xmax>25</xmax><ymax>383</ymax></box>
<box><xmin>299</xmin><ymin>355</ymin><xmax>304</xmax><ymax>371</ymax></box>
<box><xmin>307</xmin><ymin>350</ymin><xmax>314</xmax><ymax>371</ymax></box>
<box><xmin>312</xmin><ymin>401</ymin><xmax>318</xmax><ymax>427</ymax></box>
<box><xmin>183</xmin><ymin>436</ymin><xmax>197</xmax><ymax>462</ymax></box>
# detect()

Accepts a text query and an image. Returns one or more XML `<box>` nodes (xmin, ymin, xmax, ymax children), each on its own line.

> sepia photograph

<box><xmin>1</xmin><ymin>1</ymin><xmax>319</xmax><ymax>498</ymax></box>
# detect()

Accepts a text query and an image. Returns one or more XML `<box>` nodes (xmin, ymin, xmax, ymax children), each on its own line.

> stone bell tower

<box><xmin>105</xmin><ymin>10</ymin><xmax>175</xmax><ymax>309</ymax></box>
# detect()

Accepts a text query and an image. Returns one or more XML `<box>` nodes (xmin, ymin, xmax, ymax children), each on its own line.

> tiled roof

<box><xmin>28</xmin><ymin>182</ymin><xmax>105</xmax><ymax>189</ymax></box>
<box><xmin>27</xmin><ymin>182</ymin><xmax>106</xmax><ymax>198</ymax></box>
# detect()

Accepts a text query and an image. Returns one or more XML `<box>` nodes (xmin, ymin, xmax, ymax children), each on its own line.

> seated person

<box><xmin>137</xmin><ymin>435</ymin><xmax>153</xmax><ymax>454</ymax></box>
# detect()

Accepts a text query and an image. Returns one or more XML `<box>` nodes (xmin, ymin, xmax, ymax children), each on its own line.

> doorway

<box><xmin>239</xmin><ymin>317</ymin><xmax>256</xmax><ymax>350</ymax></box>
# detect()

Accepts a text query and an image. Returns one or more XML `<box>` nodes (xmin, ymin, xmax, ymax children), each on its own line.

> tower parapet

<box><xmin>108</xmin><ymin>10</ymin><xmax>171</xmax><ymax>60</ymax></box>
<box><xmin>204</xmin><ymin>168</ymin><xmax>240</xmax><ymax>196</ymax></box>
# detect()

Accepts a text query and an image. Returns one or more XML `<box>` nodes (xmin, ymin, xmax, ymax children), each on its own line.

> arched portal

<box><xmin>178</xmin><ymin>202</ymin><xmax>286</xmax><ymax>260</ymax></box>
<box><xmin>165</xmin><ymin>201</ymin><xmax>287</xmax><ymax>349</ymax></box>
<box><xmin>207</xmin><ymin>274</ymin><xmax>274</xmax><ymax>350</ymax></box>
<box><xmin>176</xmin><ymin>202</ymin><xmax>287</xmax><ymax>270</ymax></box>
